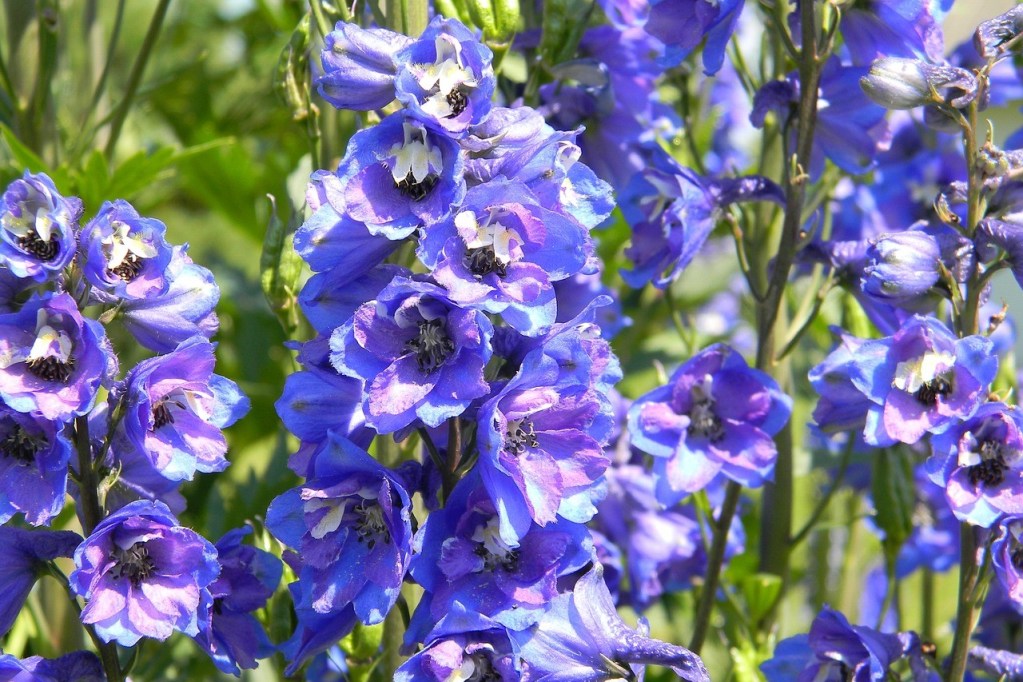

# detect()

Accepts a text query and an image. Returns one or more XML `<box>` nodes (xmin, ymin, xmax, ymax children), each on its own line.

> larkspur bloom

<box><xmin>969</xmin><ymin>646</ymin><xmax>1023</xmax><ymax>679</ymax></box>
<box><xmin>394</xmin><ymin>16</ymin><xmax>495</xmax><ymax>135</ymax></box>
<box><xmin>991</xmin><ymin>515</ymin><xmax>1023</xmax><ymax>604</ymax></box>
<box><xmin>513</xmin><ymin>563</ymin><xmax>710</xmax><ymax>681</ymax></box>
<box><xmin>0</xmin><ymin>526</ymin><xmax>80</xmax><ymax>636</ymax></box>
<box><xmin>419</xmin><ymin>179</ymin><xmax>592</xmax><ymax>335</ymax></box>
<box><xmin>0</xmin><ymin>292</ymin><xmax>110</xmax><ymax>421</ymax></box>
<box><xmin>809</xmin><ymin>329</ymin><xmax>875</xmax><ymax>435</ymax></box>
<box><xmin>0</xmin><ymin>171</ymin><xmax>81</xmax><ymax>282</ymax></box>
<box><xmin>760</xmin><ymin>606</ymin><xmax>907</xmax><ymax>682</ymax></box>
<box><xmin>79</xmin><ymin>199</ymin><xmax>174</xmax><ymax>301</ymax></box>
<box><xmin>330</xmin><ymin>276</ymin><xmax>493</xmax><ymax>433</ymax></box>
<box><xmin>333</xmin><ymin>111</ymin><xmax>465</xmax><ymax>239</ymax></box>
<box><xmin>112</xmin><ymin>336</ymin><xmax>248</xmax><ymax>481</ymax></box>
<box><xmin>193</xmin><ymin>526</ymin><xmax>282</xmax><ymax>675</ymax></box>
<box><xmin>927</xmin><ymin>402</ymin><xmax>1023</xmax><ymax>527</ymax></box>
<box><xmin>861</xmin><ymin>230</ymin><xmax>942</xmax><ymax>301</ymax></box>
<box><xmin>628</xmin><ymin>343</ymin><xmax>792</xmax><ymax>502</ymax></box>
<box><xmin>860</xmin><ymin>57</ymin><xmax>976</xmax><ymax>111</ymax></box>
<box><xmin>0</xmin><ymin>405</ymin><xmax>73</xmax><ymax>525</ymax></box>
<box><xmin>974</xmin><ymin>5</ymin><xmax>1023</xmax><ymax>60</ymax></box>
<box><xmin>0</xmin><ymin>651</ymin><xmax>104</xmax><ymax>682</ymax></box>
<box><xmin>840</xmin><ymin>0</ymin><xmax>953</xmax><ymax>65</ymax></box>
<box><xmin>643</xmin><ymin>0</ymin><xmax>745</xmax><ymax>74</ymax></box>
<box><xmin>819</xmin><ymin>315</ymin><xmax>998</xmax><ymax>446</ymax></box>
<box><xmin>68</xmin><ymin>500</ymin><xmax>219</xmax><ymax>647</ymax></box>
<box><xmin>317</xmin><ymin>23</ymin><xmax>412</xmax><ymax>110</ymax></box>
<box><xmin>265</xmin><ymin>433</ymin><xmax>414</xmax><ymax>626</ymax></box>
<box><xmin>396</xmin><ymin>629</ymin><xmax>518</xmax><ymax>682</ymax></box>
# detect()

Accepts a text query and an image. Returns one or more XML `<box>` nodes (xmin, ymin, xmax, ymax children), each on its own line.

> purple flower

<box><xmin>119</xmin><ymin>248</ymin><xmax>220</xmax><ymax>353</ymax></box>
<box><xmin>974</xmin><ymin>5</ymin><xmax>1023</xmax><ymax>60</ymax></box>
<box><xmin>333</xmin><ymin>111</ymin><xmax>465</xmax><ymax>240</ymax></box>
<box><xmin>317</xmin><ymin>23</ymin><xmax>411</xmax><ymax>110</ymax></box>
<box><xmin>991</xmin><ymin>515</ymin><xmax>1023</xmax><ymax>604</ymax></box>
<box><xmin>628</xmin><ymin>343</ymin><xmax>792</xmax><ymax>501</ymax></box>
<box><xmin>68</xmin><ymin>500</ymin><xmax>219</xmax><ymax>646</ymax></box>
<box><xmin>265</xmin><ymin>433</ymin><xmax>414</xmax><ymax>626</ymax></box>
<box><xmin>114</xmin><ymin>336</ymin><xmax>249</xmax><ymax>481</ymax></box>
<box><xmin>860</xmin><ymin>58</ymin><xmax>976</xmax><ymax>111</ymax></box>
<box><xmin>330</xmin><ymin>276</ymin><xmax>493</xmax><ymax>433</ymax></box>
<box><xmin>419</xmin><ymin>179</ymin><xmax>592</xmax><ymax>336</ymax></box>
<box><xmin>836</xmin><ymin>316</ymin><xmax>997</xmax><ymax>446</ymax></box>
<box><xmin>760</xmin><ymin>606</ymin><xmax>906</xmax><ymax>682</ymax></box>
<box><xmin>0</xmin><ymin>406</ymin><xmax>72</xmax><ymax>525</ymax></box>
<box><xmin>553</xmin><ymin>268</ymin><xmax>630</xmax><ymax>340</ymax></box>
<box><xmin>396</xmin><ymin>630</ymin><xmax>518</xmax><ymax>682</ymax></box>
<box><xmin>0</xmin><ymin>171</ymin><xmax>81</xmax><ymax>282</ymax></box>
<box><xmin>894</xmin><ymin>465</ymin><xmax>959</xmax><ymax>576</ymax></box>
<box><xmin>279</xmin><ymin>574</ymin><xmax>360</xmax><ymax>676</ymax></box>
<box><xmin>193</xmin><ymin>526</ymin><xmax>282</xmax><ymax>675</ymax></box>
<box><xmin>299</xmin><ymin>262</ymin><xmax>403</xmax><ymax>336</ymax></box>
<box><xmin>408</xmin><ymin>472</ymin><xmax>592</xmax><ymax>636</ymax></box>
<box><xmin>513</xmin><ymin>563</ymin><xmax>710</xmax><ymax>681</ymax></box>
<box><xmin>80</xmin><ymin>199</ymin><xmax>174</xmax><ymax>301</ymax></box>
<box><xmin>927</xmin><ymin>402</ymin><xmax>1023</xmax><ymax>527</ymax></box>
<box><xmin>0</xmin><ymin>651</ymin><xmax>104</xmax><ymax>681</ymax></box>
<box><xmin>861</xmin><ymin>230</ymin><xmax>942</xmax><ymax>300</ymax></box>
<box><xmin>840</xmin><ymin>0</ymin><xmax>953</xmax><ymax>65</ymax></box>
<box><xmin>0</xmin><ymin>292</ymin><xmax>110</xmax><ymax>421</ymax></box>
<box><xmin>394</xmin><ymin>17</ymin><xmax>495</xmax><ymax>135</ymax></box>
<box><xmin>0</xmin><ymin>526</ymin><xmax>80</xmax><ymax>636</ymax></box>
<box><xmin>644</xmin><ymin>0</ymin><xmax>744</xmax><ymax>75</ymax></box>
<box><xmin>969</xmin><ymin>646</ymin><xmax>1023</xmax><ymax>679</ymax></box>
<box><xmin>810</xmin><ymin>329</ymin><xmax>875</xmax><ymax>435</ymax></box>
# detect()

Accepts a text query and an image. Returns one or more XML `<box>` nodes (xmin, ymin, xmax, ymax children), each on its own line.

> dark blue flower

<box><xmin>69</xmin><ymin>500</ymin><xmax>219</xmax><ymax>646</ymax></box>
<box><xmin>861</xmin><ymin>230</ymin><xmax>943</xmax><ymax>300</ymax></box>
<box><xmin>317</xmin><ymin>23</ymin><xmax>411</xmax><ymax>111</ymax></box>
<box><xmin>330</xmin><ymin>275</ymin><xmax>493</xmax><ymax>433</ymax></box>
<box><xmin>991</xmin><ymin>515</ymin><xmax>1023</xmax><ymax>605</ymax></box>
<box><xmin>0</xmin><ymin>405</ymin><xmax>72</xmax><ymax>525</ymax></box>
<box><xmin>0</xmin><ymin>526</ymin><xmax>80</xmax><ymax>636</ymax></box>
<box><xmin>969</xmin><ymin>646</ymin><xmax>1023</xmax><ymax>679</ymax></box>
<box><xmin>513</xmin><ymin>563</ymin><xmax>710</xmax><ymax>681</ymax></box>
<box><xmin>394</xmin><ymin>17</ymin><xmax>494</xmax><ymax>135</ymax></box>
<box><xmin>80</xmin><ymin>199</ymin><xmax>174</xmax><ymax>301</ymax></box>
<box><xmin>644</xmin><ymin>0</ymin><xmax>745</xmax><ymax>75</ymax></box>
<box><xmin>396</xmin><ymin>629</ymin><xmax>518</xmax><ymax>682</ymax></box>
<box><xmin>0</xmin><ymin>651</ymin><xmax>104</xmax><ymax>681</ymax></box>
<box><xmin>0</xmin><ymin>171</ymin><xmax>81</xmax><ymax>282</ymax></box>
<box><xmin>840</xmin><ymin>0</ymin><xmax>953</xmax><ymax>65</ymax></box>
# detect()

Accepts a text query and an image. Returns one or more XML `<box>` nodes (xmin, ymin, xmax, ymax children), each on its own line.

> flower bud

<box><xmin>861</xmin><ymin>231</ymin><xmax>942</xmax><ymax>300</ymax></box>
<box><xmin>861</xmin><ymin>57</ymin><xmax>976</xmax><ymax>111</ymax></box>
<box><xmin>975</xmin><ymin>5</ymin><xmax>1023</xmax><ymax>60</ymax></box>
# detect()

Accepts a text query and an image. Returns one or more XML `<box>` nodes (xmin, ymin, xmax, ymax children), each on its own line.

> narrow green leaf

<box><xmin>0</xmin><ymin>123</ymin><xmax>49</xmax><ymax>173</ymax></box>
<box><xmin>741</xmin><ymin>573</ymin><xmax>784</xmax><ymax>624</ymax></box>
<box><xmin>871</xmin><ymin>448</ymin><xmax>915</xmax><ymax>558</ymax></box>
<box><xmin>260</xmin><ymin>195</ymin><xmax>306</xmax><ymax>338</ymax></box>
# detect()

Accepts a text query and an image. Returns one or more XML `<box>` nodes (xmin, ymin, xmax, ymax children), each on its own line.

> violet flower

<box><xmin>396</xmin><ymin>629</ymin><xmax>518</xmax><ymax>682</ymax></box>
<box><xmin>927</xmin><ymin>402</ymin><xmax>1023</xmax><ymax>527</ymax></box>
<box><xmin>317</xmin><ymin>22</ymin><xmax>411</xmax><ymax>110</ymax></box>
<box><xmin>0</xmin><ymin>526</ymin><xmax>80</xmax><ymax>636</ymax></box>
<box><xmin>79</xmin><ymin>199</ymin><xmax>174</xmax><ymax>301</ymax></box>
<box><xmin>969</xmin><ymin>646</ymin><xmax>1023</xmax><ymax>679</ymax></box>
<box><xmin>0</xmin><ymin>405</ymin><xmax>72</xmax><ymax>526</ymax></box>
<box><xmin>991</xmin><ymin>515</ymin><xmax>1023</xmax><ymax>603</ymax></box>
<box><xmin>114</xmin><ymin>336</ymin><xmax>249</xmax><ymax>481</ymax></box>
<box><xmin>513</xmin><ymin>563</ymin><xmax>710</xmax><ymax>681</ymax></box>
<box><xmin>0</xmin><ymin>171</ymin><xmax>81</xmax><ymax>282</ymax></box>
<box><xmin>0</xmin><ymin>292</ymin><xmax>110</xmax><ymax>421</ymax></box>
<box><xmin>861</xmin><ymin>230</ymin><xmax>943</xmax><ymax>301</ymax></box>
<box><xmin>628</xmin><ymin>343</ymin><xmax>792</xmax><ymax>502</ymax></box>
<box><xmin>0</xmin><ymin>651</ymin><xmax>104</xmax><ymax>682</ymax></box>
<box><xmin>68</xmin><ymin>500</ymin><xmax>220</xmax><ymax>646</ymax></box>
<box><xmin>330</xmin><ymin>275</ymin><xmax>493</xmax><ymax>433</ymax></box>
<box><xmin>643</xmin><ymin>0</ymin><xmax>745</xmax><ymax>75</ymax></box>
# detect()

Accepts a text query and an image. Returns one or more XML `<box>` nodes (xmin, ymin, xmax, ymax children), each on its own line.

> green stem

<box><xmin>947</xmin><ymin>525</ymin><xmax>981</xmax><ymax>682</ymax></box>
<box><xmin>76</xmin><ymin>0</ymin><xmax>125</xmax><ymax>154</ymax></box>
<box><xmin>103</xmin><ymin>0</ymin><xmax>171</xmax><ymax>160</ymax></box>
<box><xmin>443</xmin><ymin>417</ymin><xmax>463</xmax><ymax>501</ymax></box>
<box><xmin>922</xmin><ymin>569</ymin><xmax>935</xmax><ymax>643</ymax></box>
<box><xmin>689</xmin><ymin>481</ymin><xmax>742</xmax><ymax>654</ymax></box>
<box><xmin>789</xmin><ymin>438</ymin><xmax>853</xmax><ymax>547</ymax></box>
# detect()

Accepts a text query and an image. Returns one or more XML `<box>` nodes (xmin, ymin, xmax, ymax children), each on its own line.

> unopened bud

<box><xmin>861</xmin><ymin>57</ymin><xmax>976</xmax><ymax>111</ymax></box>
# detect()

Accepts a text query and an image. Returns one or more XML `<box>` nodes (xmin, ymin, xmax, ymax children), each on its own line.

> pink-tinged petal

<box><xmin>661</xmin><ymin>446</ymin><xmax>721</xmax><ymax>494</ymax></box>
<box><xmin>368</xmin><ymin>355</ymin><xmax>440</xmax><ymax>418</ymax></box>
<box><xmin>883</xmin><ymin>390</ymin><xmax>936</xmax><ymax>443</ymax></box>
<box><xmin>81</xmin><ymin>581</ymin><xmax>127</xmax><ymax>623</ymax></box>
<box><xmin>140</xmin><ymin>576</ymin><xmax>201</xmax><ymax>617</ymax></box>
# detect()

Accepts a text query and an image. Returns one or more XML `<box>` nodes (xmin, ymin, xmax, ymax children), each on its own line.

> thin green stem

<box><xmin>689</xmin><ymin>481</ymin><xmax>742</xmax><ymax>654</ymax></box>
<box><xmin>789</xmin><ymin>438</ymin><xmax>853</xmax><ymax>548</ymax></box>
<box><xmin>103</xmin><ymin>0</ymin><xmax>171</xmax><ymax>160</ymax></box>
<box><xmin>947</xmin><ymin>525</ymin><xmax>981</xmax><ymax>682</ymax></box>
<box><xmin>85</xmin><ymin>0</ymin><xmax>125</xmax><ymax>119</ymax></box>
<box><xmin>443</xmin><ymin>416</ymin><xmax>463</xmax><ymax>501</ymax></box>
<box><xmin>922</xmin><ymin>569</ymin><xmax>935</xmax><ymax>643</ymax></box>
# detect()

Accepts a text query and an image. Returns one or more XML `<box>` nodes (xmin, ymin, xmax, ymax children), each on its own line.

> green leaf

<box><xmin>104</xmin><ymin>146</ymin><xmax>176</xmax><ymax>201</ymax></box>
<box><xmin>0</xmin><ymin>123</ymin><xmax>49</xmax><ymax>174</ymax></box>
<box><xmin>539</xmin><ymin>0</ymin><xmax>593</xmax><ymax>66</ymax></box>
<box><xmin>274</xmin><ymin>14</ymin><xmax>313</xmax><ymax>122</ymax></box>
<box><xmin>260</xmin><ymin>194</ymin><xmax>306</xmax><ymax>338</ymax></box>
<box><xmin>740</xmin><ymin>573</ymin><xmax>783</xmax><ymax>624</ymax></box>
<box><xmin>871</xmin><ymin>448</ymin><xmax>915</xmax><ymax>558</ymax></box>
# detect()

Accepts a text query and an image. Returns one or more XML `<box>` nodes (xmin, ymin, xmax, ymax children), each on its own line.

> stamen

<box><xmin>1</xmin><ymin>426</ymin><xmax>43</xmax><ymax>464</ymax></box>
<box><xmin>914</xmin><ymin>376</ymin><xmax>952</xmax><ymax>406</ymax></box>
<box><xmin>27</xmin><ymin>355</ymin><xmax>74</xmax><ymax>383</ymax></box>
<box><xmin>461</xmin><ymin>651</ymin><xmax>501</xmax><ymax>682</ymax></box>
<box><xmin>395</xmin><ymin>170</ymin><xmax>439</xmax><ymax>201</ymax></box>
<box><xmin>446</xmin><ymin>88</ymin><xmax>468</xmax><ymax>116</ymax></box>
<box><xmin>353</xmin><ymin>501</ymin><xmax>391</xmax><ymax>550</ymax></box>
<box><xmin>687</xmin><ymin>376</ymin><xmax>725</xmax><ymax>442</ymax></box>
<box><xmin>109</xmin><ymin>251</ymin><xmax>143</xmax><ymax>282</ymax></box>
<box><xmin>404</xmin><ymin>318</ymin><xmax>455</xmax><ymax>373</ymax></box>
<box><xmin>110</xmin><ymin>542</ymin><xmax>157</xmax><ymax>586</ymax></box>
<box><xmin>505</xmin><ymin>419</ymin><xmax>539</xmax><ymax>455</ymax></box>
<box><xmin>967</xmin><ymin>440</ymin><xmax>1010</xmax><ymax>487</ymax></box>
<box><xmin>18</xmin><ymin>229</ymin><xmax>59</xmax><ymax>261</ymax></box>
<box><xmin>152</xmin><ymin>399</ymin><xmax>180</xmax><ymax>429</ymax></box>
<box><xmin>465</xmin><ymin>246</ymin><xmax>507</xmax><ymax>278</ymax></box>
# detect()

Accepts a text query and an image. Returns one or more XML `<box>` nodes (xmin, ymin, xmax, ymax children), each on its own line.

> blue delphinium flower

<box><xmin>394</xmin><ymin>16</ymin><xmax>495</xmax><ymax>135</ymax></box>
<box><xmin>333</xmin><ymin>111</ymin><xmax>465</xmax><ymax>240</ymax></box>
<box><xmin>79</xmin><ymin>199</ymin><xmax>175</xmax><ymax>301</ymax></box>
<box><xmin>0</xmin><ymin>651</ymin><xmax>105</xmax><ymax>682</ymax></box>
<box><xmin>0</xmin><ymin>405</ymin><xmax>73</xmax><ymax>525</ymax></box>
<box><xmin>0</xmin><ymin>292</ymin><xmax>110</xmax><ymax>421</ymax></box>
<box><xmin>396</xmin><ymin>629</ymin><xmax>518</xmax><ymax>682</ymax></box>
<box><xmin>969</xmin><ymin>646</ymin><xmax>1023</xmax><ymax>679</ymax></box>
<box><xmin>643</xmin><ymin>0</ymin><xmax>745</xmax><ymax>75</ymax></box>
<box><xmin>68</xmin><ymin>500</ymin><xmax>219</xmax><ymax>646</ymax></box>
<box><xmin>809</xmin><ymin>329</ymin><xmax>875</xmax><ymax>435</ymax></box>
<box><xmin>991</xmin><ymin>515</ymin><xmax>1023</xmax><ymax>604</ymax></box>
<box><xmin>119</xmin><ymin>248</ymin><xmax>220</xmax><ymax>353</ymax></box>
<box><xmin>298</xmin><ymin>263</ymin><xmax>404</xmax><ymax>336</ymax></box>
<box><xmin>193</xmin><ymin>526</ymin><xmax>282</xmax><ymax>675</ymax></box>
<box><xmin>112</xmin><ymin>336</ymin><xmax>249</xmax><ymax>481</ymax></box>
<box><xmin>840</xmin><ymin>0</ymin><xmax>953</xmax><ymax>66</ymax></box>
<box><xmin>279</xmin><ymin>575</ymin><xmax>360</xmax><ymax>676</ymax></box>
<box><xmin>0</xmin><ymin>171</ymin><xmax>81</xmax><ymax>282</ymax></box>
<box><xmin>927</xmin><ymin>402</ymin><xmax>1023</xmax><ymax>527</ymax></box>
<box><xmin>815</xmin><ymin>315</ymin><xmax>997</xmax><ymax>446</ymax></box>
<box><xmin>553</xmin><ymin>268</ymin><xmax>631</xmax><ymax>340</ymax></box>
<box><xmin>265</xmin><ymin>433</ymin><xmax>414</xmax><ymax>626</ymax></box>
<box><xmin>861</xmin><ymin>230</ymin><xmax>943</xmax><ymax>301</ymax></box>
<box><xmin>628</xmin><ymin>343</ymin><xmax>792</xmax><ymax>503</ymax></box>
<box><xmin>894</xmin><ymin>465</ymin><xmax>959</xmax><ymax>577</ymax></box>
<box><xmin>317</xmin><ymin>23</ymin><xmax>412</xmax><ymax>111</ymax></box>
<box><xmin>408</xmin><ymin>472</ymin><xmax>592</xmax><ymax>636</ymax></box>
<box><xmin>0</xmin><ymin>526</ymin><xmax>80</xmax><ymax>636</ymax></box>
<box><xmin>760</xmin><ymin>606</ymin><xmax>907</xmax><ymax>682</ymax></box>
<box><xmin>513</xmin><ymin>563</ymin><xmax>710</xmax><ymax>681</ymax></box>
<box><xmin>330</xmin><ymin>275</ymin><xmax>493</xmax><ymax>433</ymax></box>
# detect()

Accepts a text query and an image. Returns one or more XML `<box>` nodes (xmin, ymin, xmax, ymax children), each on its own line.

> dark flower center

<box><xmin>353</xmin><ymin>500</ymin><xmax>391</xmax><ymax>550</ymax></box>
<box><xmin>465</xmin><ymin>245</ymin><xmax>507</xmax><ymax>279</ymax></box>
<box><xmin>914</xmin><ymin>376</ymin><xmax>952</xmax><ymax>406</ymax></box>
<box><xmin>967</xmin><ymin>440</ymin><xmax>1010</xmax><ymax>488</ymax></box>
<box><xmin>27</xmin><ymin>355</ymin><xmax>74</xmax><ymax>383</ymax></box>
<box><xmin>18</xmin><ymin>229</ymin><xmax>59</xmax><ymax>261</ymax></box>
<box><xmin>109</xmin><ymin>251</ymin><xmax>143</xmax><ymax>282</ymax></box>
<box><xmin>446</xmin><ymin>88</ymin><xmax>468</xmax><ymax>116</ymax></box>
<box><xmin>151</xmin><ymin>397</ymin><xmax>184</xmax><ymax>430</ymax></box>
<box><xmin>505</xmin><ymin>419</ymin><xmax>539</xmax><ymax>455</ymax></box>
<box><xmin>395</xmin><ymin>170</ymin><xmax>438</xmax><ymax>201</ymax></box>
<box><xmin>110</xmin><ymin>542</ymin><xmax>157</xmax><ymax>586</ymax></box>
<box><xmin>599</xmin><ymin>655</ymin><xmax>638</xmax><ymax>681</ymax></box>
<box><xmin>212</xmin><ymin>597</ymin><xmax>225</xmax><ymax>615</ymax></box>
<box><xmin>404</xmin><ymin>318</ymin><xmax>455</xmax><ymax>373</ymax></box>
<box><xmin>464</xmin><ymin>651</ymin><xmax>501</xmax><ymax>681</ymax></box>
<box><xmin>688</xmin><ymin>397</ymin><xmax>725</xmax><ymax>442</ymax></box>
<box><xmin>1</xmin><ymin>426</ymin><xmax>43</xmax><ymax>464</ymax></box>
<box><xmin>1012</xmin><ymin>542</ymin><xmax>1023</xmax><ymax>571</ymax></box>
<box><xmin>474</xmin><ymin>541</ymin><xmax>521</xmax><ymax>573</ymax></box>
